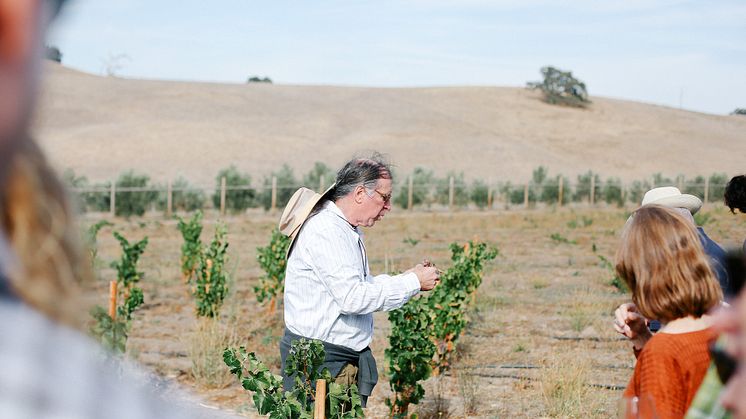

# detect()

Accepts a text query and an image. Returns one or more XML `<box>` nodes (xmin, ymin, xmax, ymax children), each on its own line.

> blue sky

<box><xmin>49</xmin><ymin>0</ymin><xmax>746</xmax><ymax>115</ymax></box>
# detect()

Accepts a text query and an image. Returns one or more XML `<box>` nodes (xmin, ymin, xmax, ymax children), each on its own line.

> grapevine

<box><xmin>385</xmin><ymin>240</ymin><xmax>497</xmax><ymax>417</ymax></box>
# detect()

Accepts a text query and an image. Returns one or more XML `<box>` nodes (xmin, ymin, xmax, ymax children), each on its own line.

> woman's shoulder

<box><xmin>643</xmin><ymin>328</ymin><xmax>714</xmax><ymax>357</ymax></box>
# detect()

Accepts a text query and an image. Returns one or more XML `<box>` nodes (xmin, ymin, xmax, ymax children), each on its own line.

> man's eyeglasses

<box><xmin>367</xmin><ymin>189</ymin><xmax>392</xmax><ymax>204</ymax></box>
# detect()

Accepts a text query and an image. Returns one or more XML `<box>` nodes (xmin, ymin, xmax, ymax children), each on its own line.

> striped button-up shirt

<box><xmin>284</xmin><ymin>201</ymin><xmax>421</xmax><ymax>351</ymax></box>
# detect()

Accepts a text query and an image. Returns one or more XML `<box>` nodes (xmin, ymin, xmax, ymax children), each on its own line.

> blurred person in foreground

<box><xmin>278</xmin><ymin>155</ymin><xmax>440</xmax><ymax>407</ymax></box>
<box><xmin>615</xmin><ymin>206</ymin><xmax>722</xmax><ymax>419</ymax></box>
<box><xmin>0</xmin><ymin>1</ymin><xmax>234</xmax><ymax>418</ymax></box>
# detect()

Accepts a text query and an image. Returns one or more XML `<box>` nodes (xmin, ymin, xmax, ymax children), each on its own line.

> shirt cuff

<box><xmin>401</xmin><ymin>272</ymin><xmax>421</xmax><ymax>296</ymax></box>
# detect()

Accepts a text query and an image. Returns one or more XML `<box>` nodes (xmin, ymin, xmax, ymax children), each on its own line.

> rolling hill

<box><xmin>33</xmin><ymin>63</ymin><xmax>746</xmax><ymax>187</ymax></box>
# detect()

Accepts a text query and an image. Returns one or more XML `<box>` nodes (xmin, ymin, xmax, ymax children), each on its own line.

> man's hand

<box><xmin>412</xmin><ymin>264</ymin><xmax>439</xmax><ymax>291</ymax></box>
<box><xmin>613</xmin><ymin>302</ymin><xmax>653</xmax><ymax>350</ymax></box>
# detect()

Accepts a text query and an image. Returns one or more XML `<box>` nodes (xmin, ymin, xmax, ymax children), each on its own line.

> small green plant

<box><xmin>693</xmin><ymin>211</ymin><xmax>712</xmax><ymax>226</ymax></box>
<box><xmin>85</xmin><ymin>220</ymin><xmax>113</xmax><ymax>267</ymax></box>
<box><xmin>566</xmin><ymin>216</ymin><xmax>593</xmax><ymax>229</ymax></box>
<box><xmin>90</xmin><ymin>232</ymin><xmax>148</xmax><ymax>353</ymax></box>
<box><xmin>177</xmin><ymin>211</ymin><xmax>203</xmax><ymax>283</ymax></box>
<box><xmin>111</xmin><ymin>232</ymin><xmax>149</xmax><ymax>295</ymax></box>
<box><xmin>593</xmin><ymin>246</ymin><xmax>627</xmax><ymax>292</ymax></box>
<box><xmin>402</xmin><ymin>237</ymin><xmax>420</xmax><ymax>247</ymax></box>
<box><xmin>192</xmin><ymin>223</ymin><xmax>229</xmax><ymax>318</ymax></box>
<box><xmin>255</xmin><ymin>229</ymin><xmax>290</xmax><ymax>313</ymax></box>
<box><xmin>224</xmin><ymin>338</ymin><xmax>363</xmax><ymax>418</ymax></box>
<box><xmin>550</xmin><ymin>233</ymin><xmax>576</xmax><ymax>245</ymax></box>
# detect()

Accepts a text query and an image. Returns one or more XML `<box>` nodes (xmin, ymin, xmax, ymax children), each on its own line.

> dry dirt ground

<box><xmin>81</xmin><ymin>204</ymin><xmax>746</xmax><ymax>418</ymax></box>
<box><xmin>34</xmin><ymin>63</ymin><xmax>746</xmax><ymax>187</ymax></box>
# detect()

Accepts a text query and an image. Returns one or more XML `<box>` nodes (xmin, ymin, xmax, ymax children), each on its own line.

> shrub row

<box><xmin>63</xmin><ymin>165</ymin><xmax>731</xmax><ymax>217</ymax></box>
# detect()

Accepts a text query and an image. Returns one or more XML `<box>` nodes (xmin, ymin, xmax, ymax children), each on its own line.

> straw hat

<box><xmin>279</xmin><ymin>184</ymin><xmax>335</xmax><ymax>256</ymax></box>
<box><xmin>641</xmin><ymin>186</ymin><xmax>702</xmax><ymax>214</ymax></box>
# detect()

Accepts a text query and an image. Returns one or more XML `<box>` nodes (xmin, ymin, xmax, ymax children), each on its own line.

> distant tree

<box><xmin>101</xmin><ymin>53</ymin><xmax>130</xmax><ymax>77</ymax></box>
<box><xmin>393</xmin><ymin>167</ymin><xmax>435</xmax><ymax>209</ymax></box>
<box><xmin>258</xmin><ymin>164</ymin><xmax>300</xmax><ymax>210</ymax></box>
<box><xmin>732</xmin><ymin>108</ymin><xmax>746</xmax><ymax>116</ymax></box>
<box><xmin>527</xmin><ymin>66</ymin><xmax>590</xmax><ymax>108</ymax></box>
<box><xmin>470</xmin><ymin>179</ymin><xmax>489</xmax><ymax>209</ymax></box>
<box><xmin>115</xmin><ymin>170</ymin><xmax>158</xmax><ymax>217</ymax></box>
<box><xmin>302</xmin><ymin>162</ymin><xmax>335</xmax><ymax>191</ymax></box>
<box><xmin>212</xmin><ymin>166</ymin><xmax>255</xmax><ymax>213</ymax></box>
<box><xmin>45</xmin><ymin>45</ymin><xmax>62</xmax><ymax>63</ymax></box>
<box><xmin>247</xmin><ymin>76</ymin><xmax>272</xmax><ymax>84</ymax></box>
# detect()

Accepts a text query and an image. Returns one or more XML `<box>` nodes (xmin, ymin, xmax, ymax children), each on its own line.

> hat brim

<box><xmin>285</xmin><ymin>184</ymin><xmax>336</xmax><ymax>257</ymax></box>
<box><xmin>643</xmin><ymin>194</ymin><xmax>702</xmax><ymax>215</ymax></box>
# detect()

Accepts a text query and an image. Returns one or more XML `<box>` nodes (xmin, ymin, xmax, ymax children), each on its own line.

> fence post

<box><xmin>318</xmin><ymin>174</ymin><xmax>324</xmax><ymax>193</ymax></box>
<box><xmin>271</xmin><ymin>176</ymin><xmax>278</xmax><ymax>212</ymax></box>
<box><xmin>558</xmin><ymin>176</ymin><xmax>564</xmax><ymax>207</ymax></box>
<box><xmin>314</xmin><ymin>379</ymin><xmax>326</xmax><ymax>419</ymax></box>
<box><xmin>590</xmin><ymin>176</ymin><xmax>596</xmax><ymax>205</ymax></box>
<box><xmin>220</xmin><ymin>176</ymin><xmax>226</xmax><ymax>215</ymax></box>
<box><xmin>487</xmin><ymin>181</ymin><xmax>493</xmax><ymax>210</ymax></box>
<box><xmin>110</xmin><ymin>182</ymin><xmax>116</xmax><ymax>216</ymax></box>
<box><xmin>166</xmin><ymin>180</ymin><xmax>173</xmax><ymax>217</ymax></box>
<box><xmin>524</xmin><ymin>184</ymin><xmax>529</xmax><ymax>208</ymax></box>
<box><xmin>678</xmin><ymin>177</ymin><xmax>684</xmax><ymax>191</ymax></box>
<box><xmin>109</xmin><ymin>280</ymin><xmax>118</xmax><ymax>320</ymax></box>
<box><xmin>704</xmin><ymin>177</ymin><xmax>710</xmax><ymax>204</ymax></box>
<box><xmin>448</xmin><ymin>176</ymin><xmax>454</xmax><ymax>209</ymax></box>
<box><xmin>407</xmin><ymin>176</ymin><xmax>413</xmax><ymax>210</ymax></box>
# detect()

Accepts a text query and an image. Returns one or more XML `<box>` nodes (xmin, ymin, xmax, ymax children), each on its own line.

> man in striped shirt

<box><xmin>280</xmin><ymin>156</ymin><xmax>440</xmax><ymax>406</ymax></box>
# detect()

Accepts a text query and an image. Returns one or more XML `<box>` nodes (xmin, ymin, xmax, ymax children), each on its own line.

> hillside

<box><xmin>33</xmin><ymin>63</ymin><xmax>746</xmax><ymax>187</ymax></box>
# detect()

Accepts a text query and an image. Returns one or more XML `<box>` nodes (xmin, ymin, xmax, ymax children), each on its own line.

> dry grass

<box><xmin>82</xmin><ymin>206</ymin><xmax>745</xmax><ymax>418</ymax></box>
<box><xmin>540</xmin><ymin>354</ymin><xmax>596</xmax><ymax>417</ymax></box>
<box><xmin>186</xmin><ymin>317</ymin><xmax>240</xmax><ymax>389</ymax></box>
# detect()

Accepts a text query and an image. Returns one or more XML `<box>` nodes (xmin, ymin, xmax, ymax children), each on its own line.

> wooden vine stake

<box><xmin>314</xmin><ymin>379</ymin><xmax>326</xmax><ymax>418</ymax></box>
<box><xmin>108</xmin><ymin>280</ymin><xmax>118</xmax><ymax>320</ymax></box>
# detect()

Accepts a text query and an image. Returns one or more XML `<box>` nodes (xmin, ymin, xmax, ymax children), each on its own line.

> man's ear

<box><xmin>0</xmin><ymin>0</ymin><xmax>38</xmax><ymax>66</ymax></box>
<box><xmin>353</xmin><ymin>185</ymin><xmax>366</xmax><ymax>204</ymax></box>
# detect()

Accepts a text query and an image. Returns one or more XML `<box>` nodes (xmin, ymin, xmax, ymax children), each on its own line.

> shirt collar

<box><xmin>324</xmin><ymin>201</ymin><xmax>361</xmax><ymax>235</ymax></box>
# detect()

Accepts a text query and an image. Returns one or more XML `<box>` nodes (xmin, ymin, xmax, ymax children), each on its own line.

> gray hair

<box><xmin>328</xmin><ymin>154</ymin><xmax>392</xmax><ymax>202</ymax></box>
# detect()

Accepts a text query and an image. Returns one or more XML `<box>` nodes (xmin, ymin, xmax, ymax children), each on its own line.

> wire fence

<box><xmin>68</xmin><ymin>175</ymin><xmax>731</xmax><ymax>217</ymax></box>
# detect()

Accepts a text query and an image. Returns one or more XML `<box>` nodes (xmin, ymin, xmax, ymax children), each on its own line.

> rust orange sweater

<box><xmin>623</xmin><ymin>328</ymin><xmax>715</xmax><ymax>419</ymax></box>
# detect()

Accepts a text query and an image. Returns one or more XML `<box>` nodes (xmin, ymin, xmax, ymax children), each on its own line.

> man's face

<box><xmin>359</xmin><ymin>178</ymin><xmax>392</xmax><ymax>228</ymax></box>
<box><xmin>0</xmin><ymin>0</ymin><xmax>46</xmax><ymax>183</ymax></box>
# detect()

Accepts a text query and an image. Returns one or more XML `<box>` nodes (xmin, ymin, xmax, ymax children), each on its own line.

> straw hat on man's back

<box><xmin>279</xmin><ymin>184</ymin><xmax>335</xmax><ymax>256</ymax></box>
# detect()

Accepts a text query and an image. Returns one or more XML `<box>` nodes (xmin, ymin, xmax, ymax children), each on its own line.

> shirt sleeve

<box><xmin>306</xmin><ymin>225</ymin><xmax>420</xmax><ymax>315</ymax></box>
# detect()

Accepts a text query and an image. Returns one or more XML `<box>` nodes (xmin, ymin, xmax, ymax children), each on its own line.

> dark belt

<box><xmin>0</xmin><ymin>273</ymin><xmax>18</xmax><ymax>302</ymax></box>
<box><xmin>279</xmin><ymin>328</ymin><xmax>378</xmax><ymax>407</ymax></box>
